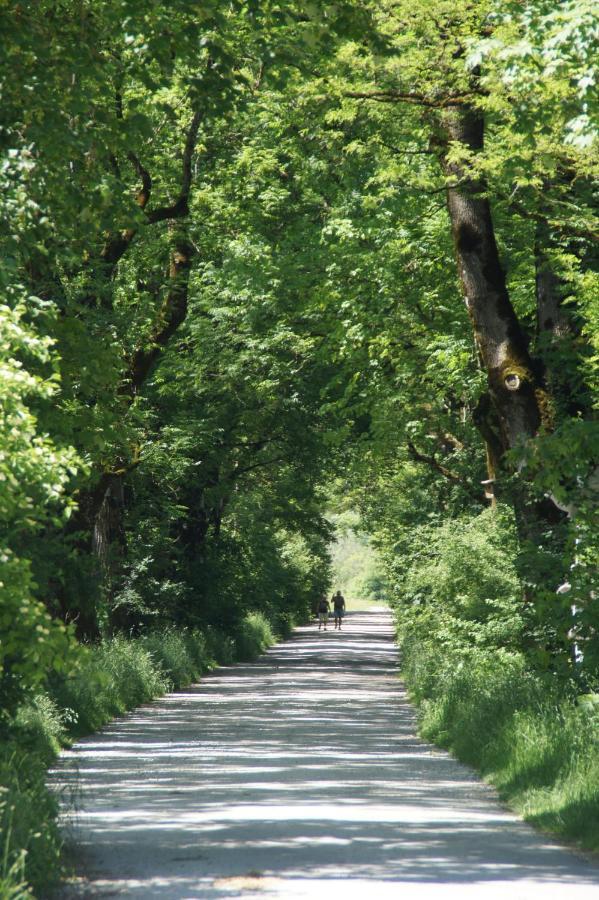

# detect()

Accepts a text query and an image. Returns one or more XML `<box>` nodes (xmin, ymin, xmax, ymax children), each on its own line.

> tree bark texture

<box><xmin>534</xmin><ymin>217</ymin><xmax>593</xmax><ymax>420</ymax></box>
<box><xmin>440</xmin><ymin>108</ymin><xmax>545</xmax><ymax>454</ymax></box>
<box><xmin>127</xmin><ymin>227</ymin><xmax>193</xmax><ymax>394</ymax></box>
<box><xmin>91</xmin><ymin>473</ymin><xmax>127</xmax><ymax>571</ymax></box>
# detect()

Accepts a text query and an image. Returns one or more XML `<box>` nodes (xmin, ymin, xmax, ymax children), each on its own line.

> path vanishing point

<box><xmin>51</xmin><ymin>609</ymin><xmax>599</xmax><ymax>899</ymax></box>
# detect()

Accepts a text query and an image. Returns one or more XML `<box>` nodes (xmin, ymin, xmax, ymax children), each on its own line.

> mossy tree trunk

<box><xmin>439</xmin><ymin>107</ymin><xmax>545</xmax><ymax>461</ymax></box>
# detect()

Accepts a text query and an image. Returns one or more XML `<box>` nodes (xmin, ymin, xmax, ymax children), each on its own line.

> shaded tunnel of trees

<box><xmin>2</xmin><ymin>0</ymin><xmax>598</xmax><ymax>717</ymax></box>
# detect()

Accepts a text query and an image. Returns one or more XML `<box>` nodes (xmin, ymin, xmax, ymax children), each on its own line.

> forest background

<box><xmin>1</xmin><ymin>1</ymin><xmax>598</xmax><ymax>896</ymax></box>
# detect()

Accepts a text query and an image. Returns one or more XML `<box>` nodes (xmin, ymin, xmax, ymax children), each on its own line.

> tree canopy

<box><xmin>1</xmin><ymin>0</ymin><xmax>598</xmax><ymax>711</ymax></box>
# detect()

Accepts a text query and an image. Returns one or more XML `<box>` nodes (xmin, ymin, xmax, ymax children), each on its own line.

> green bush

<box><xmin>140</xmin><ymin>629</ymin><xmax>199</xmax><ymax>691</ymax></box>
<box><xmin>392</xmin><ymin>504</ymin><xmax>599</xmax><ymax>851</ymax></box>
<box><xmin>11</xmin><ymin>695</ymin><xmax>67</xmax><ymax>764</ymax></box>
<box><xmin>0</xmin><ymin>696</ymin><xmax>70</xmax><ymax>897</ymax></box>
<box><xmin>202</xmin><ymin>626</ymin><xmax>236</xmax><ymax>666</ymax></box>
<box><xmin>235</xmin><ymin>612</ymin><xmax>276</xmax><ymax>661</ymax></box>
<box><xmin>50</xmin><ymin>637</ymin><xmax>168</xmax><ymax>736</ymax></box>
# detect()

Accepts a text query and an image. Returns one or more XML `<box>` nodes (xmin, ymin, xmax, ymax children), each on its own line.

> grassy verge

<box><xmin>401</xmin><ymin>632</ymin><xmax>599</xmax><ymax>853</ymax></box>
<box><xmin>0</xmin><ymin>612</ymin><xmax>277</xmax><ymax>898</ymax></box>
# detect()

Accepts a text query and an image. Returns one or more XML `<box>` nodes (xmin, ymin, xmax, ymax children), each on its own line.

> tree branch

<box><xmin>346</xmin><ymin>90</ymin><xmax>471</xmax><ymax>108</ymax></box>
<box><xmin>231</xmin><ymin>455</ymin><xmax>289</xmax><ymax>479</ymax></box>
<box><xmin>407</xmin><ymin>441</ymin><xmax>462</xmax><ymax>482</ymax></box>
<box><xmin>126</xmin><ymin>229</ymin><xmax>193</xmax><ymax>394</ymax></box>
<box><xmin>146</xmin><ymin>109</ymin><xmax>202</xmax><ymax>224</ymax></box>
<box><xmin>100</xmin><ymin>153</ymin><xmax>152</xmax><ymax>267</ymax></box>
<box><xmin>127</xmin><ymin>151</ymin><xmax>152</xmax><ymax>210</ymax></box>
<box><xmin>379</xmin><ymin>140</ymin><xmax>434</xmax><ymax>156</ymax></box>
<box><xmin>97</xmin><ymin>111</ymin><xmax>200</xmax><ymax>298</ymax></box>
<box><xmin>407</xmin><ymin>441</ymin><xmax>482</xmax><ymax>502</ymax></box>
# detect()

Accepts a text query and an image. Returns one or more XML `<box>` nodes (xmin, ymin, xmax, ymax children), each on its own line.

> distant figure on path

<box><xmin>332</xmin><ymin>590</ymin><xmax>346</xmax><ymax>630</ymax></box>
<box><xmin>317</xmin><ymin>595</ymin><xmax>330</xmax><ymax>631</ymax></box>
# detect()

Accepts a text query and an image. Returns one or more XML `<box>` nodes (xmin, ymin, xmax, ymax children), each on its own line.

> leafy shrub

<box><xmin>203</xmin><ymin>626</ymin><xmax>236</xmax><ymax>666</ymax></box>
<box><xmin>50</xmin><ymin>637</ymin><xmax>168</xmax><ymax>736</ymax></box>
<box><xmin>394</xmin><ymin>506</ymin><xmax>599</xmax><ymax>851</ymax></box>
<box><xmin>235</xmin><ymin>612</ymin><xmax>276</xmax><ymax>661</ymax></box>
<box><xmin>140</xmin><ymin>629</ymin><xmax>199</xmax><ymax>691</ymax></box>
<box><xmin>11</xmin><ymin>694</ymin><xmax>67</xmax><ymax>763</ymax></box>
<box><xmin>400</xmin><ymin>506</ymin><xmax>523</xmax><ymax>642</ymax></box>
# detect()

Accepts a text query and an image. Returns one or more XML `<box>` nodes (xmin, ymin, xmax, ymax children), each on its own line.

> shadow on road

<box><xmin>51</xmin><ymin>611</ymin><xmax>599</xmax><ymax>899</ymax></box>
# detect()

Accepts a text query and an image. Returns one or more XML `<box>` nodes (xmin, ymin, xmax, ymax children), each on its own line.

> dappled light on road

<box><xmin>51</xmin><ymin>610</ymin><xmax>599</xmax><ymax>899</ymax></box>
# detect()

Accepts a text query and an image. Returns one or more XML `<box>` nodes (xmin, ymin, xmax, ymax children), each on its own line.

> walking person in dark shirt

<box><xmin>317</xmin><ymin>594</ymin><xmax>330</xmax><ymax>631</ymax></box>
<box><xmin>332</xmin><ymin>590</ymin><xmax>345</xmax><ymax>629</ymax></box>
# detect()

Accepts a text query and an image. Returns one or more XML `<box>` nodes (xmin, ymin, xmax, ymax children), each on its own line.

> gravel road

<box><xmin>51</xmin><ymin>608</ymin><xmax>599</xmax><ymax>899</ymax></box>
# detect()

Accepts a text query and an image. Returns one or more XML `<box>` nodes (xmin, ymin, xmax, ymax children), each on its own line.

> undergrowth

<box><xmin>393</xmin><ymin>506</ymin><xmax>599</xmax><ymax>854</ymax></box>
<box><xmin>401</xmin><ymin>634</ymin><xmax>599</xmax><ymax>851</ymax></box>
<box><xmin>0</xmin><ymin>611</ymin><xmax>278</xmax><ymax>898</ymax></box>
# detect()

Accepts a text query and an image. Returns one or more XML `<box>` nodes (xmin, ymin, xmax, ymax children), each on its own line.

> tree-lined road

<box><xmin>53</xmin><ymin>610</ymin><xmax>599</xmax><ymax>899</ymax></box>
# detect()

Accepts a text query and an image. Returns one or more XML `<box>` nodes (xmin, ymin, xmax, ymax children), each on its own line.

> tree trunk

<box><xmin>58</xmin><ymin>473</ymin><xmax>115</xmax><ymax>641</ymax></box>
<box><xmin>440</xmin><ymin>107</ymin><xmax>546</xmax><ymax>454</ymax></box>
<box><xmin>438</xmin><ymin>107</ymin><xmax>570</xmax><ymax>620</ymax></box>
<box><xmin>92</xmin><ymin>473</ymin><xmax>127</xmax><ymax>569</ymax></box>
<box><xmin>59</xmin><ymin>228</ymin><xmax>194</xmax><ymax>637</ymax></box>
<box><xmin>534</xmin><ymin>217</ymin><xmax>592</xmax><ymax>420</ymax></box>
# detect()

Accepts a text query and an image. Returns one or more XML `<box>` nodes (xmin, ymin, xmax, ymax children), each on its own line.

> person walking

<box><xmin>332</xmin><ymin>590</ymin><xmax>346</xmax><ymax>629</ymax></box>
<box><xmin>317</xmin><ymin>594</ymin><xmax>330</xmax><ymax>631</ymax></box>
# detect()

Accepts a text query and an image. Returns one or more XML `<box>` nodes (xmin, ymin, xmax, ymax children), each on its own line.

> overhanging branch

<box><xmin>346</xmin><ymin>90</ymin><xmax>471</xmax><ymax>108</ymax></box>
<box><xmin>407</xmin><ymin>440</ymin><xmax>482</xmax><ymax>502</ymax></box>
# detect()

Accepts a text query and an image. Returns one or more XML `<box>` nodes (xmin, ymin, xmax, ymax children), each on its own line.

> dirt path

<box><xmin>52</xmin><ymin>609</ymin><xmax>599</xmax><ymax>899</ymax></box>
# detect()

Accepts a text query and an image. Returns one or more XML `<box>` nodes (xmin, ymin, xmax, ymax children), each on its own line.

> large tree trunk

<box><xmin>440</xmin><ymin>107</ymin><xmax>546</xmax><ymax>456</ymax></box>
<box><xmin>438</xmin><ymin>106</ymin><xmax>570</xmax><ymax>619</ymax></box>
<box><xmin>534</xmin><ymin>216</ymin><xmax>592</xmax><ymax>421</ymax></box>
<box><xmin>58</xmin><ymin>473</ymin><xmax>116</xmax><ymax>641</ymax></box>
<box><xmin>91</xmin><ymin>474</ymin><xmax>127</xmax><ymax>567</ymax></box>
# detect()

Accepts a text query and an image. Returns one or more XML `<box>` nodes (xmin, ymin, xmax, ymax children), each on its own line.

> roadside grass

<box><xmin>401</xmin><ymin>633</ymin><xmax>599</xmax><ymax>853</ymax></box>
<box><xmin>0</xmin><ymin>746</ymin><xmax>62</xmax><ymax>899</ymax></box>
<box><xmin>1</xmin><ymin>611</ymin><xmax>278</xmax><ymax>898</ymax></box>
<box><xmin>235</xmin><ymin>612</ymin><xmax>276</xmax><ymax>661</ymax></box>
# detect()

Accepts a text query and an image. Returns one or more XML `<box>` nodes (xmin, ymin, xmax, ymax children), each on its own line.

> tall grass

<box><xmin>0</xmin><ymin>747</ymin><xmax>62</xmax><ymax>898</ymax></box>
<box><xmin>50</xmin><ymin>636</ymin><xmax>168</xmax><ymax>737</ymax></box>
<box><xmin>1</xmin><ymin>616</ymin><xmax>278</xmax><ymax>897</ymax></box>
<box><xmin>235</xmin><ymin>611</ymin><xmax>276</xmax><ymax>661</ymax></box>
<box><xmin>401</xmin><ymin>634</ymin><xmax>599</xmax><ymax>851</ymax></box>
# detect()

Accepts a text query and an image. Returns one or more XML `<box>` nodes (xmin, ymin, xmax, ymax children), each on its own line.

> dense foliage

<box><xmin>1</xmin><ymin>0</ymin><xmax>598</xmax><ymax>891</ymax></box>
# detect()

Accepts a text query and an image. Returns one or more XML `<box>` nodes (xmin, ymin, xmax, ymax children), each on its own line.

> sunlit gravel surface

<box><xmin>50</xmin><ymin>609</ymin><xmax>599</xmax><ymax>899</ymax></box>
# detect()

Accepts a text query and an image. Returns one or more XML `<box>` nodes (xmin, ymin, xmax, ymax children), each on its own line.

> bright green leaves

<box><xmin>0</xmin><ymin>0</ymin><xmax>597</xmax><ymax>701</ymax></box>
<box><xmin>0</xmin><ymin>301</ymin><xmax>80</xmax><ymax>707</ymax></box>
